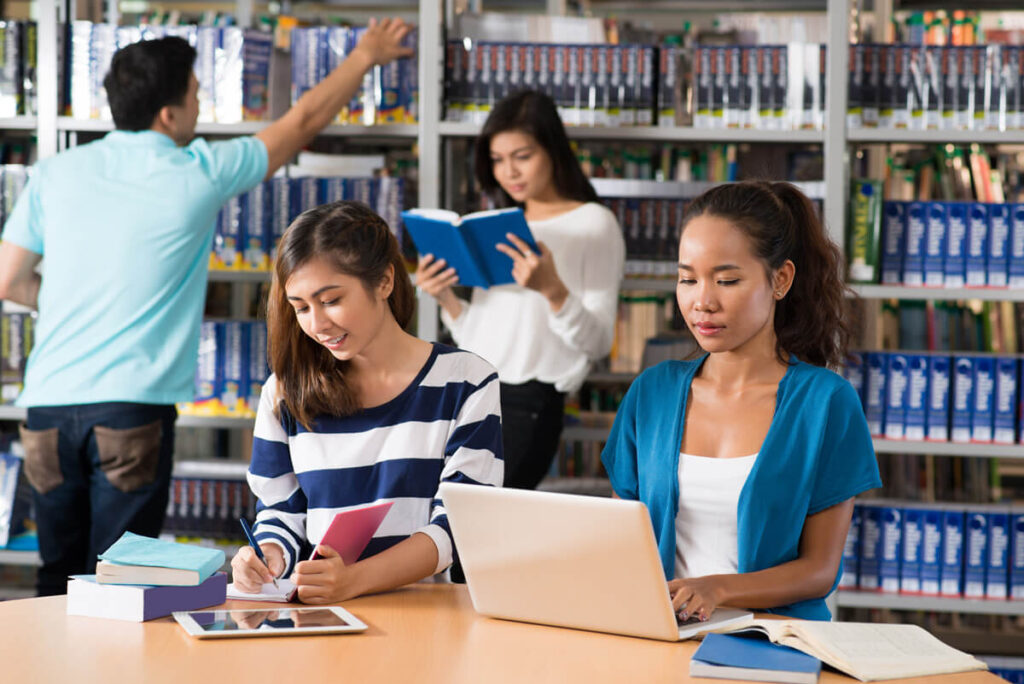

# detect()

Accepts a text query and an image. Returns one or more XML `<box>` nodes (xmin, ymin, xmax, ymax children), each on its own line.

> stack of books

<box><xmin>66</xmin><ymin>532</ymin><xmax>227</xmax><ymax>622</ymax></box>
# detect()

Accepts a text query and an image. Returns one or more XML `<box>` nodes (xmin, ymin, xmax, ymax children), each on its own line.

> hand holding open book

<box><xmin>402</xmin><ymin>207</ymin><xmax>540</xmax><ymax>289</ymax></box>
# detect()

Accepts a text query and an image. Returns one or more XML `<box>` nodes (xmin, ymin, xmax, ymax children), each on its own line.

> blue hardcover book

<box><xmin>690</xmin><ymin>633</ymin><xmax>821</xmax><ymax>684</ymax></box>
<box><xmin>944</xmin><ymin>202</ymin><xmax>967</xmax><ymax>288</ymax></box>
<box><xmin>923</xmin><ymin>202</ymin><xmax>947</xmax><ymax>287</ymax></box>
<box><xmin>1011</xmin><ymin>509</ymin><xmax>1024</xmax><ymax>600</ymax></box>
<box><xmin>965</xmin><ymin>202</ymin><xmax>988</xmax><ymax>287</ymax></box>
<box><xmin>986</xmin><ymin>508</ymin><xmax>1010</xmax><ymax>600</ymax></box>
<box><xmin>880</xmin><ymin>504</ymin><xmax>903</xmax><ymax>593</ymax></box>
<box><xmin>994</xmin><ymin>357</ymin><xmax>1019</xmax><ymax>445</ymax></box>
<box><xmin>903</xmin><ymin>201</ymin><xmax>927</xmax><ymax>286</ymax></box>
<box><xmin>941</xmin><ymin>508</ymin><xmax>965</xmax><ymax>597</ymax></box>
<box><xmin>402</xmin><ymin>208</ymin><xmax>540</xmax><ymax>289</ymax></box>
<box><xmin>926</xmin><ymin>355</ymin><xmax>951</xmax><ymax>441</ymax></box>
<box><xmin>921</xmin><ymin>507</ymin><xmax>943</xmax><ymax>595</ymax></box>
<box><xmin>1011</xmin><ymin>204</ymin><xmax>1024</xmax><ymax>288</ymax></box>
<box><xmin>905</xmin><ymin>354</ymin><xmax>928</xmax><ymax>441</ymax></box>
<box><xmin>865</xmin><ymin>352</ymin><xmax>888</xmax><ymax>437</ymax></box>
<box><xmin>951</xmin><ymin>356</ymin><xmax>975</xmax><ymax>443</ymax></box>
<box><xmin>859</xmin><ymin>502</ymin><xmax>883</xmax><ymax>591</ymax></box>
<box><xmin>880</xmin><ymin>201</ymin><xmax>906</xmax><ymax>285</ymax></box>
<box><xmin>901</xmin><ymin>505</ymin><xmax>924</xmax><ymax>594</ymax></box>
<box><xmin>96</xmin><ymin>531</ymin><xmax>225</xmax><ymax>586</ymax></box>
<box><xmin>964</xmin><ymin>509</ymin><xmax>988</xmax><ymax>599</ymax></box>
<box><xmin>988</xmin><ymin>203</ymin><xmax>1009</xmax><ymax>287</ymax></box>
<box><xmin>884</xmin><ymin>353</ymin><xmax>909</xmax><ymax>440</ymax></box>
<box><xmin>971</xmin><ymin>356</ymin><xmax>995</xmax><ymax>443</ymax></box>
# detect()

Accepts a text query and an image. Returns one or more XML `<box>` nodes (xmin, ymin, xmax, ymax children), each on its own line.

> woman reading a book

<box><xmin>230</xmin><ymin>201</ymin><xmax>503</xmax><ymax>602</ymax></box>
<box><xmin>415</xmin><ymin>90</ymin><xmax>625</xmax><ymax>490</ymax></box>
<box><xmin>602</xmin><ymin>182</ymin><xmax>881</xmax><ymax>622</ymax></box>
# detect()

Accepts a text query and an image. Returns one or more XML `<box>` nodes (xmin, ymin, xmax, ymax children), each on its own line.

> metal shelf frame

<box><xmin>438</xmin><ymin>120</ymin><xmax>827</xmax><ymax>144</ymax></box>
<box><xmin>0</xmin><ymin>550</ymin><xmax>41</xmax><ymax>567</ymax></box>
<box><xmin>55</xmin><ymin>117</ymin><xmax>420</xmax><ymax>139</ymax></box>
<box><xmin>872</xmin><ymin>439</ymin><xmax>1024</xmax><ymax>459</ymax></box>
<box><xmin>848</xmin><ymin>128</ymin><xmax>1024</xmax><ymax>145</ymax></box>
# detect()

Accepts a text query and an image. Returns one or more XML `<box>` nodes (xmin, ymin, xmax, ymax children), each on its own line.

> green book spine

<box><xmin>848</xmin><ymin>179</ymin><xmax>883</xmax><ymax>283</ymax></box>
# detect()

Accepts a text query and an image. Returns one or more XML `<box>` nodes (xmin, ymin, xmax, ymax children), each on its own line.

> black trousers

<box><xmin>499</xmin><ymin>380</ymin><xmax>566</xmax><ymax>490</ymax></box>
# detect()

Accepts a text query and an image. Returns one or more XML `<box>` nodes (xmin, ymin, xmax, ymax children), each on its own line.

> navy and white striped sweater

<box><xmin>248</xmin><ymin>344</ymin><xmax>503</xmax><ymax>577</ymax></box>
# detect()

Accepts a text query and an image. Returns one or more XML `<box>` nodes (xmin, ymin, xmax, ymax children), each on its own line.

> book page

<box><xmin>404</xmin><ymin>208</ymin><xmax>459</xmax><ymax>223</ymax></box>
<box><xmin>789</xmin><ymin>622</ymin><xmax>987</xmax><ymax>681</ymax></box>
<box><xmin>227</xmin><ymin>579</ymin><xmax>296</xmax><ymax>603</ymax></box>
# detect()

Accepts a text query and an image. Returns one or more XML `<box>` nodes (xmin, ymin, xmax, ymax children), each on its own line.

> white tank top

<box><xmin>674</xmin><ymin>452</ymin><xmax>758</xmax><ymax>580</ymax></box>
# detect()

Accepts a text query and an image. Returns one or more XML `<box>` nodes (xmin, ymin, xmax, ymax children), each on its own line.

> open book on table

<box><xmin>707</xmin><ymin>617</ymin><xmax>988</xmax><ymax>682</ymax></box>
<box><xmin>401</xmin><ymin>207</ymin><xmax>539</xmax><ymax>289</ymax></box>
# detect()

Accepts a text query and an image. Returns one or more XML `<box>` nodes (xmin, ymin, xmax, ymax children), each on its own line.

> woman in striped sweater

<box><xmin>231</xmin><ymin>201</ymin><xmax>503</xmax><ymax>603</ymax></box>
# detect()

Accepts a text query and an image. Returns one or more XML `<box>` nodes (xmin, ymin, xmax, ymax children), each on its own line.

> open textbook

<box><xmin>709</xmin><ymin>618</ymin><xmax>988</xmax><ymax>682</ymax></box>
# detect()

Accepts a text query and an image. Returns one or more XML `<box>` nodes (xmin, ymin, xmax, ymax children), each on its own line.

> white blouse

<box><xmin>440</xmin><ymin>202</ymin><xmax>624</xmax><ymax>393</ymax></box>
<box><xmin>674</xmin><ymin>452</ymin><xmax>758</xmax><ymax>580</ymax></box>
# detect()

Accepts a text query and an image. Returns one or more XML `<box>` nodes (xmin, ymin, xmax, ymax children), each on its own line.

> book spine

<box><xmin>848</xmin><ymin>179</ymin><xmax>882</xmax><ymax>283</ymax></box>
<box><xmin>993</xmin><ymin>357</ymin><xmax>1018</xmax><ymax>445</ymax></box>
<box><xmin>988</xmin><ymin>203</ymin><xmax>1010</xmax><ymax>287</ymax></box>
<box><xmin>1011</xmin><ymin>510</ymin><xmax>1024</xmax><ymax>600</ymax></box>
<box><xmin>865</xmin><ymin>352</ymin><xmax>888</xmax><ymax>437</ymax></box>
<box><xmin>987</xmin><ymin>509</ymin><xmax>1010</xmax><ymax>599</ymax></box>
<box><xmin>881</xmin><ymin>201</ymin><xmax>906</xmax><ymax>285</ymax></box>
<box><xmin>905</xmin><ymin>354</ymin><xmax>928</xmax><ymax>442</ymax></box>
<box><xmin>965</xmin><ymin>203</ymin><xmax>989</xmax><ymax>287</ymax></box>
<box><xmin>920</xmin><ymin>507</ymin><xmax>943</xmax><ymax>595</ymax></box>
<box><xmin>841</xmin><ymin>504</ymin><xmax>862</xmax><ymax>589</ymax></box>
<box><xmin>971</xmin><ymin>356</ymin><xmax>994</xmax><ymax>443</ymax></box>
<box><xmin>859</xmin><ymin>503</ymin><xmax>882</xmax><ymax>591</ymax></box>
<box><xmin>144</xmin><ymin>573</ymin><xmax>228</xmax><ymax>621</ymax></box>
<box><xmin>944</xmin><ymin>201</ymin><xmax>967</xmax><ymax>288</ymax></box>
<box><xmin>951</xmin><ymin>355</ymin><xmax>975</xmax><ymax>444</ymax></box>
<box><xmin>880</xmin><ymin>504</ymin><xmax>903</xmax><ymax>593</ymax></box>
<box><xmin>941</xmin><ymin>509</ymin><xmax>965</xmax><ymax>597</ymax></box>
<box><xmin>927</xmin><ymin>355</ymin><xmax>951</xmax><ymax>441</ymax></box>
<box><xmin>964</xmin><ymin>508</ymin><xmax>988</xmax><ymax>598</ymax></box>
<box><xmin>884</xmin><ymin>353</ymin><xmax>909</xmax><ymax>440</ymax></box>
<box><xmin>901</xmin><ymin>506</ymin><xmax>923</xmax><ymax>594</ymax></box>
<box><xmin>924</xmin><ymin>201</ymin><xmax>947</xmax><ymax>288</ymax></box>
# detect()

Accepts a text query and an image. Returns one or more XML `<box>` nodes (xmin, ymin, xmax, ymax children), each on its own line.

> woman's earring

<box><xmin>775</xmin><ymin>291</ymin><xmax>783</xmax><ymax>299</ymax></box>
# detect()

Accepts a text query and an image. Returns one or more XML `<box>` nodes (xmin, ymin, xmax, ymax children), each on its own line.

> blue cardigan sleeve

<box><xmin>809</xmin><ymin>381</ymin><xmax>883</xmax><ymax>515</ymax></box>
<box><xmin>600</xmin><ymin>379</ymin><xmax>641</xmax><ymax>501</ymax></box>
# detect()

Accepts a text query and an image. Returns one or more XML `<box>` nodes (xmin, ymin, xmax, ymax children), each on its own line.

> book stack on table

<box><xmin>66</xmin><ymin>532</ymin><xmax>227</xmax><ymax>622</ymax></box>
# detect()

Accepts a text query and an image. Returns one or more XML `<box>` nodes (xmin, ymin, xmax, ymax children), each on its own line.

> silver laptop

<box><xmin>439</xmin><ymin>482</ymin><xmax>752</xmax><ymax>642</ymax></box>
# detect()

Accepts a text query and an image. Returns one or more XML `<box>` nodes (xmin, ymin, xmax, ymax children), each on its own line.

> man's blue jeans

<box><xmin>20</xmin><ymin>402</ymin><xmax>176</xmax><ymax>596</ymax></box>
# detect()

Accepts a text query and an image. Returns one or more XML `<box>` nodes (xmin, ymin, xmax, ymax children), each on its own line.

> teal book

<box><xmin>95</xmin><ymin>532</ymin><xmax>225</xmax><ymax>586</ymax></box>
<box><xmin>401</xmin><ymin>207</ymin><xmax>540</xmax><ymax>289</ymax></box>
<box><xmin>690</xmin><ymin>632</ymin><xmax>821</xmax><ymax>684</ymax></box>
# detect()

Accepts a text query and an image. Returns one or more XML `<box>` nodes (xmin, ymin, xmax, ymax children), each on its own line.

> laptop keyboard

<box><xmin>676</xmin><ymin>614</ymin><xmax>703</xmax><ymax>627</ymax></box>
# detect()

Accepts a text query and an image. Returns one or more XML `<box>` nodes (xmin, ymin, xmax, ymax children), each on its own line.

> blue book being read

<box><xmin>690</xmin><ymin>632</ymin><xmax>822</xmax><ymax>684</ymax></box>
<box><xmin>95</xmin><ymin>531</ymin><xmax>225</xmax><ymax>586</ymax></box>
<box><xmin>401</xmin><ymin>207</ymin><xmax>540</xmax><ymax>289</ymax></box>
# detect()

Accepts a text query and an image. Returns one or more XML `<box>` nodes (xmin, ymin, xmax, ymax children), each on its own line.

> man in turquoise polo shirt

<box><xmin>0</xmin><ymin>18</ymin><xmax>411</xmax><ymax>595</ymax></box>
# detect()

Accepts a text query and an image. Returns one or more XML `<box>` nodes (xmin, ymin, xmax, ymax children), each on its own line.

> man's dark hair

<box><xmin>103</xmin><ymin>37</ymin><xmax>197</xmax><ymax>131</ymax></box>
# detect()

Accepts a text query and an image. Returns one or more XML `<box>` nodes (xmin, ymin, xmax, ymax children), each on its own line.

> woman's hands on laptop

<box><xmin>668</xmin><ymin>576</ymin><xmax>725</xmax><ymax>623</ymax></box>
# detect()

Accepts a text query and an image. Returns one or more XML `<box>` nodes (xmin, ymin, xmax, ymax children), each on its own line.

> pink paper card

<box><xmin>312</xmin><ymin>501</ymin><xmax>395</xmax><ymax>565</ymax></box>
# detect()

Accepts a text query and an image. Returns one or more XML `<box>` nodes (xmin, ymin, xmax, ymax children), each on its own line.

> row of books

<box><xmin>443</xmin><ymin>41</ymin><xmax>827</xmax><ymax>131</ymax></box>
<box><xmin>609</xmin><ymin>296</ymin><xmax>689</xmax><ymax>375</ymax></box>
<box><xmin>164</xmin><ymin>476</ymin><xmax>256</xmax><ymax>540</ymax></box>
<box><xmin>0</xmin><ymin>311</ymin><xmax>34</xmax><ymax>405</ymax></box>
<box><xmin>291</xmin><ymin>26</ymin><xmax>418</xmax><ymax>125</ymax></box>
<box><xmin>847</xmin><ymin>44</ymin><xmax>1024</xmax><ymax>131</ymax></box>
<box><xmin>846</xmin><ymin>351</ymin><xmax>1024</xmax><ymax>445</ymax></box>
<box><xmin>0</xmin><ymin>164</ymin><xmax>28</xmax><ymax>229</ymax></box>
<box><xmin>67</xmin><ymin>22</ymin><xmax>273</xmax><ymax>123</ymax></box>
<box><xmin>211</xmin><ymin>175</ymin><xmax>404</xmax><ymax>272</ymax></box>
<box><xmin>849</xmin><ymin>194</ymin><xmax>1024</xmax><ymax>288</ymax></box>
<box><xmin>181</xmin><ymin>320</ymin><xmax>268</xmax><ymax>418</ymax></box>
<box><xmin>0</xmin><ymin>21</ymin><xmax>35</xmax><ymax>117</ymax></box>
<box><xmin>578</xmin><ymin>143</ymin><xmax>741</xmax><ymax>184</ymax></box>
<box><xmin>603</xmin><ymin>197</ymin><xmax>684</xmax><ymax>278</ymax></box>
<box><xmin>840</xmin><ymin>501</ymin><xmax>1023</xmax><ymax>601</ymax></box>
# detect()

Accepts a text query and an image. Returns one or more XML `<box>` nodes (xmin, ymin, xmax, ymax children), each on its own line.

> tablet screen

<box><xmin>173</xmin><ymin>606</ymin><xmax>367</xmax><ymax>638</ymax></box>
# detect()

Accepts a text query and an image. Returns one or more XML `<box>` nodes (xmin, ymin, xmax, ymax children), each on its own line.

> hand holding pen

<box><xmin>238</xmin><ymin>517</ymin><xmax>280</xmax><ymax>590</ymax></box>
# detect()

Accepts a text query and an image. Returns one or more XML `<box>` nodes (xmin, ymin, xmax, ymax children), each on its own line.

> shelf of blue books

<box><xmin>848</xmin><ymin>129</ymin><xmax>1024</xmax><ymax>146</ymax></box>
<box><xmin>871</xmin><ymin>439</ymin><xmax>1024</xmax><ymax>460</ymax></box>
<box><xmin>836</xmin><ymin>590</ymin><xmax>1024</xmax><ymax>616</ymax></box>
<box><xmin>437</xmin><ymin>121</ymin><xmax>827</xmax><ymax>145</ymax></box>
<box><xmin>851</xmin><ymin>285</ymin><xmax>1024</xmax><ymax>303</ymax></box>
<box><xmin>54</xmin><ymin>117</ymin><xmax>419</xmax><ymax>140</ymax></box>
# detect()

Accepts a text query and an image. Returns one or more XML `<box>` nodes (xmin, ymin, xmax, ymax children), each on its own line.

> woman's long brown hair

<box><xmin>267</xmin><ymin>201</ymin><xmax>414</xmax><ymax>429</ymax></box>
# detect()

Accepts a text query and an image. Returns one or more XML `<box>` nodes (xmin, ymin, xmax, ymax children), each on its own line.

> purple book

<box><xmin>66</xmin><ymin>572</ymin><xmax>227</xmax><ymax>622</ymax></box>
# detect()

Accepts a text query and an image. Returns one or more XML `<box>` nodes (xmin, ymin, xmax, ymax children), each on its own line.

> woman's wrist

<box><xmin>542</xmin><ymin>281</ymin><xmax>570</xmax><ymax>313</ymax></box>
<box><xmin>438</xmin><ymin>290</ymin><xmax>463</xmax><ymax>319</ymax></box>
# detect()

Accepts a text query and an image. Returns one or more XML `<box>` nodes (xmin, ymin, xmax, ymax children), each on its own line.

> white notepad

<box><xmin>227</xmin><ymin>580</ymin><xmax>297</xmax><ymax>602</ymax></box>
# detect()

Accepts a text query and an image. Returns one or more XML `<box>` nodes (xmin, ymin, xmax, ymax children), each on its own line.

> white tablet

<box><xmin>172</xmin><ymin>606</ymin><xmax>368</xmax><ymax>639</ymax></box>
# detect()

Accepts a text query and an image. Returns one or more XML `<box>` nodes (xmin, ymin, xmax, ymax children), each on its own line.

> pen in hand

<box><xmin>239</xmin><ymin>517</ymin><xmax>279</xmax><ymax>589</ymax></box>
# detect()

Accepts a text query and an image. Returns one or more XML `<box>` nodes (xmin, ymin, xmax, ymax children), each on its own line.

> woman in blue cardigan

<box><xmin>601</xmin><ymin>181</ymin><xmax>881</xmax><ymax>622</ymax></box>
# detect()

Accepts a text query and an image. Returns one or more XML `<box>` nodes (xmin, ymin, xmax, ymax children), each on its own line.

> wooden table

<box><xmin>0</xmin><ymin>584</ymin><xmax>1004</xmax><ymax>684</ymax></box>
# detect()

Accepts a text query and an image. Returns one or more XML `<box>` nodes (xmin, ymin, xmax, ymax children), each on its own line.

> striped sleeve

<box><xmin>420</xmin><ymin>351</ymin><xmax>503</xmax><ymax>574</ymax></box>
<box><xmin>247</xmin><ymin>375</ymin><xmax>307</xmax><ymax>577</ymax></box>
